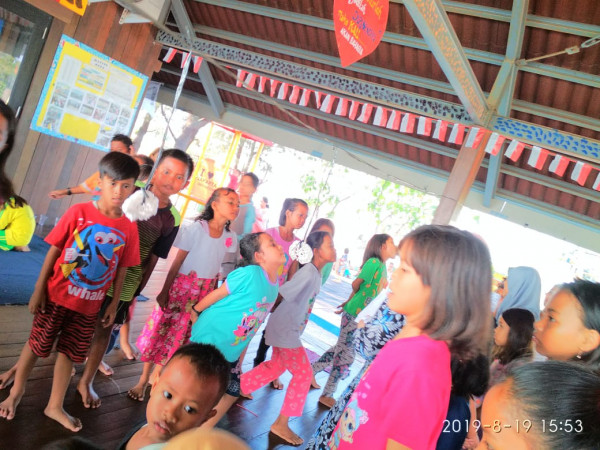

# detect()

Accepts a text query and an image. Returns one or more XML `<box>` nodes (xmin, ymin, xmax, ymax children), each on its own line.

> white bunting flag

<box><xmin>192</xmin><ymin>56</ymin><xmax>203</xmax><ymax>73</ymax></box>
<box><xmin>484</xmin><ymin>132</ymin><xmax>505</xmax><ymax>156</ymax></box>
<box><xmin>314</xmin><ymin>91</ymin><xmax>323</xmax><ymax>108</ymax></box>
<box><xmin>527</xmin><ymin>146</ymin><xmax>549</xmax><ymax>170</ymax></box>
<box><xmin>417</xmin><ymin>116</ymin><xmax>432</xmax><ymax>136</ymax></box>
<box><xmin>319</xmin><ymin>94</ymin><xmax>335</xmax><ymax>114</ymax></box>
<box><xmin>386</xmin><ymin>110</ymin><xmax>401</xmax><ymax>130</ymax></box>
<box><xmin>593</xmin><ymin>172</ymin><xmax>600</xmax><ymax>191</ymax></box>
<box><xmin>373</xmin><ymin>106</ymin><xmax>388</xmax><ymax>127</ymax></box>
<box><xmin>269</xmin><ymin>79</ymin><xmax>280</xmax><ymax>97</ymax></box>
<box><xmin>399</xmin><ymin>113</ymin><xmax>415</xmax><ymax>133</ymax></box>
<box><xmin>335</xmin><ymin>98</ymin><xmax>349</xmax><ymax>116</ymax></box>
<box><xmin>258</xmin><ymin>76</ymin><xmax>268</xmax><ymax>93</ymax></box>
<box><xmin>163</xmin><ymin>47</ymin><xmax>177</xmax><ymax>63</ymax></box>
<box><xmin>570</xmin><ymin>161</ymin><xmax>592</xmax><ymax>186</ymax></box>
<box><xmin>236</xmin><ymin>69</ymin><xmax>247</xmax><ymax>88</ymax></box>
<box><xmin>299</xmin><ymin>89</ymin><xmax>312</xmax><ymax>106</ymax></box>
<box><xmin>447</xmin><ymin>123</ymin><xmax>465</xmax><ymax>145</ymax></box>
<box><xmin>505</xmin><ymin>140</ymin><xmax>525</xmax><ymax>162</ymax></box>
<box><xmin>548</xmin><ymin>154</ymin><xmax>570</xmax><ymax>177</ymax></box>
<box><xmin>465</xmin><ymin>127</ymin><xmax>484</xmax><ymax>148</ymax></box>
<box><xmin>432</xmin><ymin>120</ymin><xmax>448</xmax><ymax>141</ymax></box>
<box><xmin>244</xmin><ymin>73</ymin><xmax>258</xmax><ymax>90</ymax></box>
<box><xmin>357</xmin><ymin>103</ymin><xmax>374</xmax><ymax>123</ymax></box>
<box><xmin>288</xmin><ymin>85</ymin><xmax>301</xmax><ymax>104</ymax></box>
<box><xmin>348</xmin><ymin>101</ymin><xmax>361</xmax><ymax>120</ymax></box>
<box><xmin>277</xmin><ymin>83</ymin><xmax>290</xmax><ymax>100</ymax></box>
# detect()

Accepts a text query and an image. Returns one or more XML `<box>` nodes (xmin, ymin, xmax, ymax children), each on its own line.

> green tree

<box><xmin>300</xmin><ymin>160</ymin><xmax>350</xmax><ymax>220</ymax></box>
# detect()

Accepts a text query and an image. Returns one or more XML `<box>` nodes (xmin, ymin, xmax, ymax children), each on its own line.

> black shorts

<box><xmin>99</xmin><ymin>296</ymin><xmax>133</xmax><ymax>326</ymax></box>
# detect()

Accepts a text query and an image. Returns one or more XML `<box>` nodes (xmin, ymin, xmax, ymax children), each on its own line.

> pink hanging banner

<box><xmin>333</xmin><ymin>0</ymin><xmax>389</xmax><ymax>67</ymax></box>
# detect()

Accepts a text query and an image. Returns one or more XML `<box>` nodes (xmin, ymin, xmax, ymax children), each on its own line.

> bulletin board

<box><xmin>31</xmin><ymin>35</ymin><xmax>148</xmax><ymax>151</ymax></box>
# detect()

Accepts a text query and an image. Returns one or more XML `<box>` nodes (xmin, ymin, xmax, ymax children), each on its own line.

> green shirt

<box><xmin>343</xmin><ymin>257</ymin><xmax>387</xmax><ymax>317</ymax></box>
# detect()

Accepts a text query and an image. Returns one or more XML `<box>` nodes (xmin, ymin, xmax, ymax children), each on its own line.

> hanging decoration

<box><xmin>333</xmin><ymin>0</ymin><xmax>389</xmax><ymax>67</ymax></box>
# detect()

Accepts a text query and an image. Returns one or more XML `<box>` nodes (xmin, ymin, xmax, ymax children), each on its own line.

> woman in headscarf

<box><xmin>494</xmin><ymin>266</ymin><xmax>541</xmax><ymax>321</ymax></box>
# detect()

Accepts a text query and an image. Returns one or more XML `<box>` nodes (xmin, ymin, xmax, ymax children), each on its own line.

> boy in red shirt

<box><xmin>0</xmin><ymin>152</ymin><xmax>140</xmax><ymax>432</ymax></box>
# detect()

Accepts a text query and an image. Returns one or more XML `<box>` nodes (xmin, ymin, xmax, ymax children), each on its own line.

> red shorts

<box><xmin>28</xmin><ymin>300</ymin><xmax>97</xmax><ymax>363</ymax></box>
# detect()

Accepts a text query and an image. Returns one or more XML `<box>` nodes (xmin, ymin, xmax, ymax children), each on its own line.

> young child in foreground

<box><xmin>118</xmin><ymin>343</ymin><xmax>230</xmax><ymax>450</ymax></box>
<box><xmin>329</xmin><ymin>225</ymin><xmax>492</xmax><ymax>449</ymax></box>
<box><xmin>0</xmin><ymin>152</ymin><xmax>140</xmax><ymax>431</ymax></box>
<box><xmin>241</xmin><ymin>230</ymin><xmax>337</xmax><ymax>445</ymax></box>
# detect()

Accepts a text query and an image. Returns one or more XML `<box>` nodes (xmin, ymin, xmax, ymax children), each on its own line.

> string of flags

<box><xmin>163</xmin><ymin>48</ymin><xmax>203</xmax><ymax>73</ymax></box>
<box><xmin>230</xmin><ymin>68</ymin><xmax>600</xmax><ymax>191</ymax></box>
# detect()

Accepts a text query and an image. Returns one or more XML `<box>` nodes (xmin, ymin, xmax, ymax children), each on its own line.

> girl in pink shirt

<box><xmin>329</xmin><ymin>225</ymin><xmax>493</xmax><ymax>450</ymax></box>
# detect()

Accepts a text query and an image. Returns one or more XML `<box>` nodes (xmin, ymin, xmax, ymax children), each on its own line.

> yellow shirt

<box><xmin>0</xmin><ymin>198</ymin><xmax>35</xmax><ymax>250</ymax></box>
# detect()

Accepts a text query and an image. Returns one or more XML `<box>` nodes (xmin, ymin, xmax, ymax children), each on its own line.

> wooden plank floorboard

<box><xmin>0</xmin><ymin>253</ymin><xmax>361</xmax><ymax>449</ymax></box>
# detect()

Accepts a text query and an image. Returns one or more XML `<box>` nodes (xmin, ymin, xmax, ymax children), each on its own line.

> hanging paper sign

<box><xmin>55</xmin><ymin>0</ymin><xmax>88</xmax><ymax>16</ymax></box>
<box><xmin>333</xmin><ymin>0</ymin><xmax>389</xmax><ymax>67</ymax></box>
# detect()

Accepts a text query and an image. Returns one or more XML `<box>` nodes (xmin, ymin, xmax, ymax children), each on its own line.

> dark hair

<box><xmin>133</xmin><ymin>154</ymin><xmax>154</xmax><ymax>181</ymax></box>
<box><xmin>561</xmin><ymin>279</ymin><xmax>600</xmax><ymax>370</ymax></box>
<box><xmin>399</xmin><ymin>225</ymin><xmax>492</xmax><ymax>359</ymax></box>
<box><xmin>494</xmin><ymin>308</ymin><xmax>534</xmax><ymax>365</ymax></box>
<box><xmin>507</xmin><ymin>361</ymin><xmax>600</xmax><ymax>449</ymax></box>
<box><xmin>0</xmin><ymin>101</ymin><xmax>27</xmax><ymax>207</ymax></box>
<box><xmin>262</xmin><ymin>196</ymin><xmax>269</xmax><ymax>207</ymax></box>
<box><xmin>98</xmin><ymin>152</ymin><xmax>140</xmax><ymax>181</ymax></box>
<box><xmin>196</xmin><ymin>187</ymin><xmax>237</xmax><ymax>231</ymax></box>
<box><xmin>156</xmin><ymin>148</ymin><xmax>195</xmax><ymax>180</ymax></box>
<box><xmin>168</xmin><ymin>343</ymin><xmax>230</xmax><ymax>406</ymax></box>
<box><xmin>450</xmin><ymin>354</ymin><xmax>490</xmax><ymax>398</ymax></box>
<box><xmin>242</xmin><ymin>172</ymin><xmax>259</xmax><ymax>189</ymax></box>
<box><xmin>306</xmin><ymin>230</ymin><xmax>330</xmax><ymax>252</ymax></box>
<box><xmin>111</xmin><ymin>133</ymin><xmax>134</xmax><ymax>150</ymax></box>
<box><xmin>278</xmin><ymin>198</ymin><xmax>308</xmax><ymax>226</ymax></box>
<box><xmin>362</xmin><ymin>233</ymin><xmax>392</xmax><ymax>267</ymax></box>
<box><xmin>238</xmin><ymin>232</ymin><xmax>264</xmax><ymax>267</ymax></box>
<box><xmin>310</xmin><ymin>218</ymin><xmax>335</xmax><ymax>236</ymax></box>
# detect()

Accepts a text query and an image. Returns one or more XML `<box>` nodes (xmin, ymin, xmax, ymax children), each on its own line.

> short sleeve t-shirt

<box><xmin>343</xmin><ymin>258</ymin><xmax>387</xmax><ymax>317</ymax></box>
<box><xmin>265</xmin><ymin>263</ymin><xmax>322</xmax><ymax>348</ymax></box>
<box><xmin>230</xmin><ymin>203</ymin><xmax>256</xmax><ymax>238</ymax></box>
<box><xmin>330</xmin><ymin>336</ymin><xmax>451</xmax><ymax>450</ymax></box>
<box><xmin>175</xmin><ymin>221</ymin><xmax>237</xmax><ymax>279</ymax></box>
<box><xmin>107</xmin><ymin>203</ymin><xmax>180</xmax><ymax>302</ymax></box>
<box><xmin>45</xmin><ymin>202</ymin><xmax>140</xmax><ymax>315</ymax></box>
<box><xmin>265</xmin><ymin>227</ymin><xmax>299</xmax><ymax>286</ymax></box>
<box><xmin>79</xmin><ymin>171</ymin><xmax>100</xmax><ymax>195</ymax></box>
<box><xmin>190</xmin><ymin>265</ymin><xmax>279</xmax><ymax>362</ymax></box>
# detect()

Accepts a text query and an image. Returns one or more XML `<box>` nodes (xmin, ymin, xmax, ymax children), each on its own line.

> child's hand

<box><xmin>28</xmin><ymin>289</ymin><xmax>47</xmax><ymax>314</ymax></box>
<box><xmin>157</xmin><ymin>291</ymin><xmax>169</xmax><ymax>310</ymax></box>
<box><xmin>190</xmin><ymin>310</ymin><xmax>199</xmax><ymax>325</ymax></box>
<box><xmin>335</xmin><ymin>305</ymin><xmax>344</xmax><ymax>315</ymax></box>
<box><xmin>101</xmin><ymin>306</ymin><xmax>117</xmax><ymax>328</ymax></box>
<box><xmin>356</xmin><ymin>320</ymin><xmax>365</xmax><ymax>328</ymax></box>
<box><xmin>48</xmin><ymin>189</ymin><xmax>66</xmax><ymax>199</ymax></box>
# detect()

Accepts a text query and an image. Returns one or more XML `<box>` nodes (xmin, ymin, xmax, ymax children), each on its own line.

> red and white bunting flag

<box><xmin>348</xmin><ymin>101</ymin><xmax>361</xmax><ymax>120</ymax></box>
<box><xmin>417</xmin><ymin>116</ymin><xmax>432</xmax><ymax>136</ymax></box>
<box><xmin>335</xmin><ymin>98</ymin><xmax>349</xmax><ymax>116</ymax></box>
<box><xmin>357</xmin><ymin>103</ymin><xmax>374</xmax><ymax>123</ymax></box>
<box><xmin>465</xmin><ymin>127</ymin><xmax>485</xmax><ymax>148</ymax></box>
<box><xmin>288</xmin><ymin>85</ymin><xmax>301</xmax><ymax>104</ymax></box>
<box><xmin>399</xmin><ymin>113</ymin><xmax>416</xmax><ymax>133</ymax></box>
<box><xmin>314</xmin><ymin>91</ymin><xmax>323</xmax><ymax>108</ymax></box>
<box><xmin>258</xmin><ymin>76</ymin><xmax>268</xmax><ymax>93</ymax></box>
<box><xmin>192</xmin><ymin>56</ymin><xmax>203</xmax><ymax>73</ymax></box>
<box><xmin>484</xmin><ymin>132</ymin><xmax>505</xmax><ymax>156</ymax></box>
<box><xmin>244</xmin><ymin>73</ymin><xmax>258</xmax><ymax>90</ymax></box>
<box><xmin>236</xmin><ymin>69</ymin><xmax>247</xmax><ymax>88</ymax></box>
<box><xmin>269</xmin><ymin>79</ymin><xmax>280</xmax><ymax>97</ymax></box>
<box><xmin>277</xmin><ymin>83</ymin><xmax>290</xmax><ymax>100</ymax></box>
<box><xmin>432</xmin><ymin>120</ymin><xmax>448</xmax><ymax>141</ymax></box>
<box><xmin>447</xmin><ymin>123</ymin><xmax>465</xmax><ymax>145</ymax></box>
<box><xmin>505</xmin><ymin>140</ymin><xmax>525</xmax><ymax>162</ymax></box>
<box><xmin>319</xmin><ymin>94</ymin><xmax>335</xmax><ymax>114</ymax></box>
<box><xmin>373</xmin><ymin>106</ymin><xmax>388</xmax><ymax>127</ymax></box>
<box><xmin>299</xmin><ymin>89</ymin><xmax>312</xmax><ymax>106</ymax></box>
<box><xmin>386</xmin><ymin>110</ymin><xmax>401</xmax><ymax>130</ymax></box>
<box><xmin>593</xmin><ymin>172</ymin><xmax>600</xmax><ymax>191</ymax></box>
<box><xmin>180</xmin><ymin>52</ymin><xmax>191</xmax><ymax>69</ymax></box>
<box><xmin>163</xmin><ymin>48</ymin><xmax>177</xmax><ymax>63</ymax></box>
<box><xmin>570</xmin><ymin>161</ymin><xmax>592</xmax><ymax>186</ymax></box>
<box><xmin>527</xmin><ymin>146</ymin><xmax>549</xmax><ymax>170</ymax></box>
<box><xmin>548</xmin><ymin>154</ymin><xmax>570</xmax><ymax>177</ymax></box>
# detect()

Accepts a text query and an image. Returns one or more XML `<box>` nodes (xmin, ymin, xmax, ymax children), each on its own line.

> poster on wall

<box><xmin>31</xmin><ymin>35</ymin><xmax>148</xmax><ymax>151</ymax></box>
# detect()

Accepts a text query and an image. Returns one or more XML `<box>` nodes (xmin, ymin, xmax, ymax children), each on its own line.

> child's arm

<box><xmin>100</xmin><ymin>266</ymin><xmax>128</xmax><ymax>328</ymax></box>
<box><xmin>462</xmin><ymin>397</ymin><xmax>480</xmax><ymax>449</ymax></box>
<box><xmin>156</xmin><ymin>248</ymin><xmax>189</xmax><ymax>309</ymax></box>
<box><xmin>287</xmin><ymin>260</ymin><xmax>299</xmax><ymax>280</ymax></box>
<box><xmin>138</xmin><ymin>253</ymin><xmax>159</xmax><ymax>293</ymax></box>
<box><xmin>190</xmin><ymin>283</ymin><xmax>229</xmax><ymax>324</ymax></box>
<box><xmin>28</xmin><ymin>245</ymin><xmax>62</xmax><ymax>314</ymax></box>
<box><xmin>335</xmin><ymin>277</ymin><xmax>364</xmax><ymax>314</ymax></box>
<box><xmin>48</xmin><ymin>185</ymin><xmax>87</xmax><ymax>199</ymax></box>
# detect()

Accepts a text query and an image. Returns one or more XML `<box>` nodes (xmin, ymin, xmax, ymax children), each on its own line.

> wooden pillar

<box><xmin>432</xmin><ymin>130</ymin><xmax>491</xmax><ymax>224</ymax></box>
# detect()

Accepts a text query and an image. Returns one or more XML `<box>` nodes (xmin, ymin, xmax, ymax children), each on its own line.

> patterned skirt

<box><xmin>137</xmin><ymin>271</ymin><xmax>216</xmax><ymax>366</ymax></box>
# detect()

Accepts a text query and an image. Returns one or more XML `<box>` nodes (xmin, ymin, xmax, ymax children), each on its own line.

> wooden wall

<box><xmin>14</xmin><ymin>1</ymin><xmax>162</xmax><ymax>226</ymax></box>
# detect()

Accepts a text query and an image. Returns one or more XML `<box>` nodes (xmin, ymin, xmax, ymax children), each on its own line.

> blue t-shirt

<box><xmin>190</xmin><ymin>265</ymin><xmax>279</xmax><ymax>362</ymax></box>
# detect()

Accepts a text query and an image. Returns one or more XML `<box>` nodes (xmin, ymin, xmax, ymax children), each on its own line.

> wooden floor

<box><xmin>0</xmin><ymin>253</ymin><xmax>360</xmax><ymax>449</ymax></box>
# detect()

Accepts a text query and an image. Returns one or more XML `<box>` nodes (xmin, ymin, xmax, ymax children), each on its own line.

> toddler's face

<box><xmin>533</xmin><ymin>290</ymin><xmax>589</xmax><ymax>361</ymax></box>
<box><xmin>146</xmin><ymin>356</ymin><xmax>219</xmax><ymax>442</ymax></box>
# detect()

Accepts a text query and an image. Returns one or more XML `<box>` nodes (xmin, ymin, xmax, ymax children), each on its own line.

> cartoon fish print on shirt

<box><xmin>61</xmin><ymin>224</ymin><xmax>126</xmax><ymax>291</ymax></box>
<box><xmin>232</xmin><ymin>298</ymin><xmax>271</xmax><ymax>346</ymax></box>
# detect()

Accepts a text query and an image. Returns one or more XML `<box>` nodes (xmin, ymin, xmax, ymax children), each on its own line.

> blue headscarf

<box><xmin>495</xmin><ymin>266</ymin><xmax>542</xmax><ymax>320</ymax></box>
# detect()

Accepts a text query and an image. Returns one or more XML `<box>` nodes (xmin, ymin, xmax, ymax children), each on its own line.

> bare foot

<box><xmin>44</xmin><ymin>406</ymin><xmax>82</xmax><ymax>432</ymax></box>
<box><xmin>98</xmin><ymin>360</ymin><xmax>113</xmax><ymax>376</ymax></box>
<box><xmin>318</xmin><ymin>395</ymin><xmax>336</xmax><ymax>409</ymax></box>
<box><xmin>77</xmin><ymin>381</ymin><xmax>101</xmax><ymax>409</ymax></box>
<box><xmin>310</xmin><ymin>375</ymin><xmax>321</xmax><ymax>389</ymax></box>
<box><xmin>270</xmin><ymin>421</ymin><xmax>303</xmax><ymax>445</ymax></box>
<box><xmin>13</xmin><ymin>245</ymin><xmax>31</xmax><ymax>252</ymax></box>
<box><xmin>240</xmin><ymin>389</ymin><xmax>253</xmax><ymax>400</ymax></box>
<box><xmin>128</xmin><ymin>383</ymin><xmax>148</xmax><ymax>401</ymax></box>
<box><xmin>0</xmin><ymin>392</ymin><xmax>23</xmax><ymax>420</ymax></box>
<box><xmin>0</xmin><ymin>368</ymin><xmax>16</xmax><ymax>390</ymax></box>
<box><xmin>121</xmin><ymin>343</ymin><xmax>139</xmax><ymax>360</ymax></box>
<box><xmin>271</xmin><ymin>377</ymin><xmax>284</xmax><ymax>390</ymax></box>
